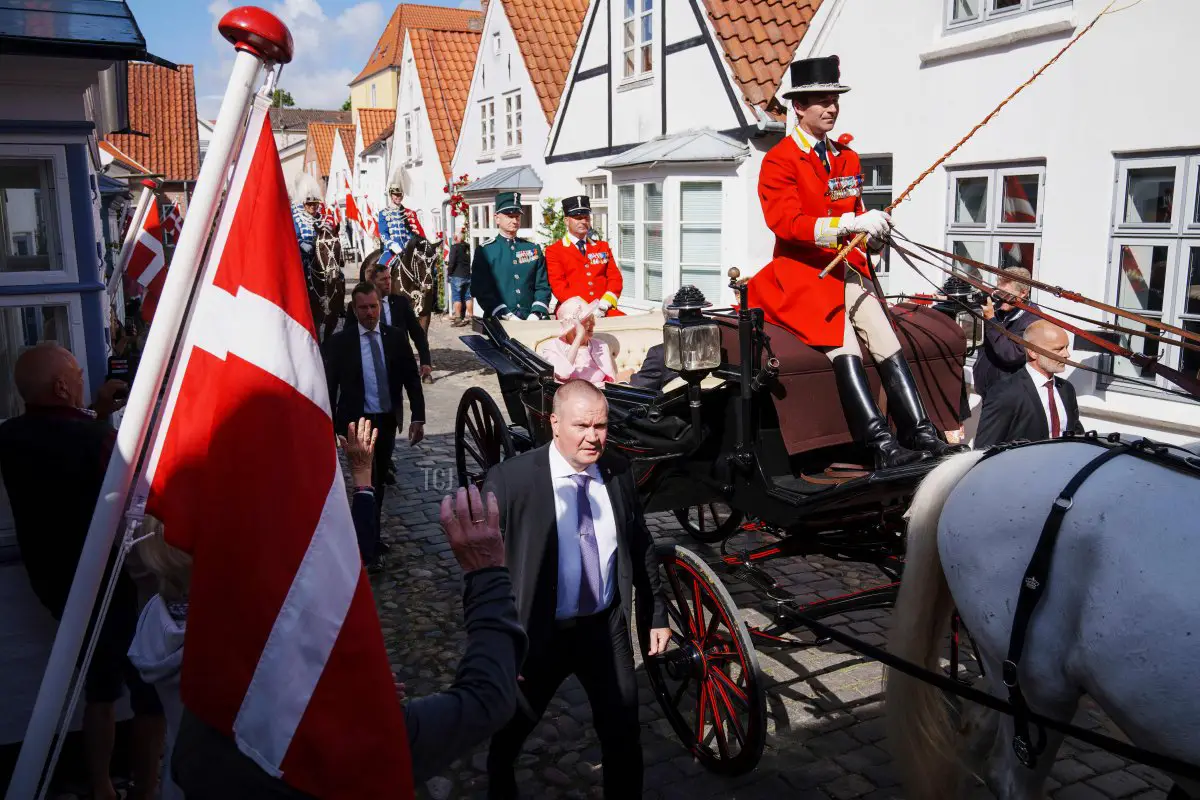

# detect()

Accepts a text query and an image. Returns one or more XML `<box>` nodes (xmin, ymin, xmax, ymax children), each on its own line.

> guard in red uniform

<box><xmin>748</xmin><ymin>56</ymin><xmax>959</xmax><ymax>467</ymax></box>
<box><xmin>545</xmin><ymin>195</ymin><xmax>624</xmax><ymax>316</ymax></box>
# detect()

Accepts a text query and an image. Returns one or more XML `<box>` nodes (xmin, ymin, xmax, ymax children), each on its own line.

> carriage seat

<box><xmin>499</xmin><ymin>312</ymin><xmax>725</xmax><ymax>392</ymax></box>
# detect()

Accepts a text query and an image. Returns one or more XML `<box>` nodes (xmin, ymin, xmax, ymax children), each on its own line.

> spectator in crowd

<box><xmin>628</xmin><ymin>295</ymin><xmax>682</xmax><ymax>391</ymax></box>
<box><xmin>127</xmin><ymin>519</ymin><xmax>190</xmax><ymax>800</ymax></box>
<box><xmin>170</xmin><ymin>421</ymin><xmax>528</xmax><ymax>798</ymax></box>
<box><xmin>537</xmin><ymin>296</ymin><xmax>625</xmax><ymax>386</ymax></box>
<box><xmin>366</xmin><ymin>263</ymin><xmax>433</xmax><ymax>385</ymax></box>
<box><xmin>0</xmin><ymin>343</ymin><xmax>165</xmax><ymax>800</ymax></box>
<box><xmin>483</xmin><ymin>379</ymin><xmax>669</xmax><ymax>800</ymax></box>
<box><xmin>323</xmin><ymin>282</ymin><xmax>425</xmax><ymax>570</ymax></box>
<box><xmin>448</xmin><ymin>232</ymin><xmax>473</xmax><ymax>327</ymax></box>
<box><xmin>974</xmin><ymin>320</ymin><xmax>1083</xmax><ymax>448</ymax></box>
<box><xmin>972</xmin><ymin>267</ymin><xmax>1038</xmax><ymax>400</ymax></box>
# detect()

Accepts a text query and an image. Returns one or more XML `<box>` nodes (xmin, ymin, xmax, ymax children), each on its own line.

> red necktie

<box><xmin>1045</xmin><ymin>380</ymin><xmax>1061</xmax><ymax>438</ymax></box>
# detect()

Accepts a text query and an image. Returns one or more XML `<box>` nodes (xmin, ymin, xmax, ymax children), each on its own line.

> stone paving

<box><xmin>371</xmin><ymin>315</ymin><xmax>1176</xmax><ymax>800</ymax></box>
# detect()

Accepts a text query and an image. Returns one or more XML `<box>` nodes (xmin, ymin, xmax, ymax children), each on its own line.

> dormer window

<box><xmin>622</xmin><ymin>0</ymin><xmax>653</xmax><ymax>79</ymax></box>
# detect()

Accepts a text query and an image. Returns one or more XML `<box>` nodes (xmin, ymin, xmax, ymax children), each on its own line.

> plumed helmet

<box><xmin>292</xmin><ymin>172</ymin><xmax>323</xmax><ymax>204</ymax></box>
<box><xmin>387</xmin><ymin>164</ymin><xmax>411</xmax><ymax>195</ymax></box>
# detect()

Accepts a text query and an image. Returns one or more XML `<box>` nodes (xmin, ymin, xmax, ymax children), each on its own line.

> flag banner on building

<box><xmin>126</xmin><ymin>201</ymin><xmax>167</xmax><ymax>322</ymax></box>
<box><xmin>141</xmin><ymin>103</ymin><xmax>414</xmax><ymax>800</ymax></box>
<box><xmin>162</xmin><ymin>203</ymin><xmax>185</xmax><ymax>239</ymax></box>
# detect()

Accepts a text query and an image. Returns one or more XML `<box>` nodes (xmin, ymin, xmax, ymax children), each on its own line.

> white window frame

<box><xmin>1105</xmin><ymin>153</ymin><xmax>1200</xmax><ymax>396</ymax></box>
<box><xmin>403</xmin><ymin>113</ymin><xmax>413</xmax><ymax>160</ymax></box>
<box><xmin>492</xmin><ymin>31</ymin><xmax>501</xmax><ymax>55</ymax></box>
<box><xmin>615</xmin><ymin>181</ymin><xmax>663</xmax><ymax>302</ymax></box>
<box><xmin>479</xmin><ymin>99</ymin><xmax>496</xmax><ymax>156</ymax></box>
<box><xmin>0</xmin><ymin>145</ymin><xmax>78</xmax><ymax>286</ymax></box>
<box><xmin>861</xmin><ymin>156</ymin><xmax>893</xmax><ymax>276</ymax></box>
<box><xmin>945</xmin><ymin>0</ymin><xmax>1071</xmax><ymax>32</ymax></box>
<box><xmin>678</xmin><ymin>180</ymin><xmax>723</xmax><ymax>304</ymax></box>
<box><xmin>583</xmin><ymin>179</ymin><xmax>609</xmax><ymax>240</ymax></box>
<box><xmin>503</xmin><ymin>91</ymin><xmax>522</xmax><ymax>153</ymax></box>
<box><xmin>370</xmin><ymin>83</ymin><xmax>377</xmax><ymax>106</ymax></box>
<box><xmin>0</xmin><ymin>293</ymin><xmax>90</xmax><ymax>415</ymax></box>
<box><xmin>945</xmin><ymin>162</ymin><xmax>1045</xmax><ymax>281</ymax></box>
<box><xmin>621</xmin><ymin>0</ymin><xmax>654</xmax><ymax>80</ymax></box>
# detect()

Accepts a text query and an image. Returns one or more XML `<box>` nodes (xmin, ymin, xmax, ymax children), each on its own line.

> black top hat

<box><xmin>561</xmin><ymin>195</ymin><xmax>592</xmax><ymax>216</ymax></box>
<box><xmin>782</xmin><ymin>56</ymin><xmax>851</xmax><ymax>99</ymax></box>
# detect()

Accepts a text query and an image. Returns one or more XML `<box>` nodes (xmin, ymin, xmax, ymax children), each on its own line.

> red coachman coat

<box><xmin>746</xmin><ymin>128</ymin><xmax>873</xmax><ymax>348</ymax></box>
<box><xmin>545</xmin><ymin>237</ymin><xmax>625</xmax><ymax>316</ymax></box>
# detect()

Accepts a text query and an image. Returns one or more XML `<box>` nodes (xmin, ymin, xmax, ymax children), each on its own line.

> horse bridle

<box><xmin>401</xmin><ymin>240</ymin><xmax>437</xmax><ymax>315</ymax></box>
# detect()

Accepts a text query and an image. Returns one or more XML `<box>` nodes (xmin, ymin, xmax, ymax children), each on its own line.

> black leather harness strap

<box><xmin>1003</xmin><ymin>442</ymin><xmax>1132</xmax><ymax>768</ymax></box>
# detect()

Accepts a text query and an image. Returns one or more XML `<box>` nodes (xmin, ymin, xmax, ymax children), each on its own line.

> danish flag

<box><xmin>142</xmin><ymin>104</ymin><xmax>413</xmax><ymax>799</ymax></box>
<box><xmin>161</xmin><ymin>203</ymin><xmax>185</xmax><ymax>239</ymax></box>
<box><xmin>126</xmin><ymin>202</ymin><xmax>167</xmax><ymax>322</ymax></box>
<box><xmin>342</xmin><ymin>175</ymin><xmax>362</xmax><ymax>228</ymax></box>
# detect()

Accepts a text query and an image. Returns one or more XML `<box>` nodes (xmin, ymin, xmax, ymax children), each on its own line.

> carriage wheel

<box><xmin>454</xmin><ymin>387</ymin><xmax>514</xmax><ymax>489</ymax></box>
<box><xmin>640</xmin><ymin>544</ymin><xmax>766</xmax><ymax>775</ymax></box>
<box><xmin>674</xmin><ymin>503</ymin><xmax>745</xmax><ymax>544</ymax></box>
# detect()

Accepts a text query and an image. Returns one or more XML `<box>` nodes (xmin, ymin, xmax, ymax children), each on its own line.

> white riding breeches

<box><xmin>820</xmin><ymin>279</ymin><xmax>902</xmax><ymax>362</ymax></box>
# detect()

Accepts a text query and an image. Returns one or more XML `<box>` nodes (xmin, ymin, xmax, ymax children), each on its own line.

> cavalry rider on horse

<box><xmin>745</xmin><ymin>56</ymin><xmax>961</xmax><ymax>468</ymax></box>
<box><xmin>291</xmin><ymin>172</ymin><xmax>331</xmax><ymax>282</ymax></box>
<box><xmin>377</xmin><ymin>166</ymin><xmax>442</xmax><ymax>271</ymax></box>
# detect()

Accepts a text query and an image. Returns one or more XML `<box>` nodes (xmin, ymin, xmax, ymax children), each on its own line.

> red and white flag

<box><xmin>126</xmin><ymin>202</ymin><xmax>167</xmax><ymax>322</ymax></box>
<box><xmin>143</xmin><ymin>104</ymin><xmax>414</xmax><ymax>800</ymax></box>
<box><xmin>162</xmin><ymin>203</ymin><xmax>185</xmax><ymax>239</ymax></box>
<box><xmin>342</xmin><ymin>175</ymin><xmax>362</xmax><ymax>228</ymax></box>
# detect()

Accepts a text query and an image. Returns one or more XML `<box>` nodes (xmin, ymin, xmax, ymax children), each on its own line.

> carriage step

<box><xmin>725</xmin><ymin>563</ymin><xmax>796</xmax><ymax>604</ymax></box>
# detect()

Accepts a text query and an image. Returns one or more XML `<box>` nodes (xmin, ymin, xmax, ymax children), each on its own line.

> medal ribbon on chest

<box><xmin>827</xmin><ymin>174</ymin><xmax>863</xmax><ymax>202</ymax></box>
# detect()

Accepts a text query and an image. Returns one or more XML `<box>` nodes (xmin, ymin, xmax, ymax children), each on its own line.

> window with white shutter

<box><xmin>679</xmin><ymin>181</ymin><xmax>723</xmax><ymax>303</ymax></box>
<box><xmin>617</xmin><ymin>185</ymin><xmax>636</xmax><ymax>295</ymax></box>
<box><xmin>643</xmin><ymin>182</ymin><xmax>663</xmax><ymax>301</ymax></box>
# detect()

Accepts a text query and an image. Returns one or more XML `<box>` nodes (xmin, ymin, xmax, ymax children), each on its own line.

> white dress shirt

<box><xmin>548</xmin><ymin>442</ymin><xmax>618</xmax><ymax>619</ymax></box>
<box><xmin>1026</xmin><ymin>363</ymin><xmax>1065</xmax><ymax>437</ymax></box>
<box><xmin>358</xmin><ymin>322</ymin><xmax>390</xmax><ymax>414</ymax></box>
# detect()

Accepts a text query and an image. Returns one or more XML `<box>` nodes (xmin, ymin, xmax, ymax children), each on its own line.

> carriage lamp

<box><xmin>663</xmin><ymin>286</ymin><xmax>722</xmax><ymax>374</ymax></box>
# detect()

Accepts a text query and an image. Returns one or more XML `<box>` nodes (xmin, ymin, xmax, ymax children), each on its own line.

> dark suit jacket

<box><xmin>482</xmin><ymin>444</ymin><xmax>667</xmax><ymax>661</ymax></box>
<box><xmin>975</xmin><ymin>368</ymin><xmax>1083</xmax><ymax>448</ymax></box>
<box><xmin>383</xmin><ymin>294</ymin><xmax>431</xmax><ymax>368</ymax></box>
<box><xmin>447</xmin><ymin>242</ymin><xmax>471</xmax><ymax>279</ymax></box>
<box><xmin>973</xmin><ymin>304</ymin><xmax>1040</xmax><ymax>399</ymax></box>
<box><xmin>322</xmin><ymin>322</ymin><xmax>425</xmax><ymax>432</ymax></box>
<box><xmin>628</xmin><ymin>344</ymin><xmax>679</xmax><ymax>391</ymax></box>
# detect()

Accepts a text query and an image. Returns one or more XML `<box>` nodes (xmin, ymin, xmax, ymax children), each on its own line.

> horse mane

<box><xmin>359</xmin><ymin>248</ymin><xmax>383</xmax><ymax>284</ymax></box>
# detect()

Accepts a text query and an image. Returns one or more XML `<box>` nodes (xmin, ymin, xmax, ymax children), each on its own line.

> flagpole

<box><xmin>5</xmin><ymin>10</ymin><xmax>293</xmax><ymax>799</ymax></box>
<box><xmin>105</xmin><ymin>179</ymin><xmax>157</xmax><ymax>298</ymax></box>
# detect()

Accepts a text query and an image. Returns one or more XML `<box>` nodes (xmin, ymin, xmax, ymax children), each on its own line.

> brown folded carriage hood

<box><xmin>720</xmin><ymin>305</ymin><xmax>968</xmax><ymax>456</ymax></box>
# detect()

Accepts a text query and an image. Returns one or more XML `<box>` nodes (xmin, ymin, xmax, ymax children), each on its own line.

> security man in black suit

<box><xmin>366</xmin><ymin>262</ymin><xmax>434</xmax><ymax>384</ymax></box>
<box><xmin>975</xmin><ymin>320</ymin><xmax>1084</xmax><ymax>448</ymax></box>
<box><xmin>323</xmin><ymin>282</ymin><xmax>425</xmax><ymax>568</ymax></box>
<box><xmin>483</xmin><ymin>379</ymin><xmax>669</xmax><ymax>799</ymax></box>
<box><xmin>972</xmin><ymin>266</ymin><xmax>1040</xmax><ymax>399</ymax></box>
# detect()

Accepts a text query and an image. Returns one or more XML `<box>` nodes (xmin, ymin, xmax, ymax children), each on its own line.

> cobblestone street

<box><xmin>371</xmin><ymin>316</ymin><xmax>1174</xmax><ymax>800</ymax></box>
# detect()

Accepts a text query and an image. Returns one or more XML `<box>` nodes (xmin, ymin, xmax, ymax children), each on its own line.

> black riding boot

<box><xmin>831</xmin><ymin>355</ymin><xmax>927</xmax><ymax>469</ymax></box>
<box><xmin>878</xmin><ymin>353</ymin><xmax>967</xmax><ymax>458</ymax></box>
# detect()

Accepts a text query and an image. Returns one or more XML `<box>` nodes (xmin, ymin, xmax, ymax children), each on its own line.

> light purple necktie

<box><xmin>570</xmin><ymin>473</ymin><xmax>603</xmax><ymax>615</ymax></box>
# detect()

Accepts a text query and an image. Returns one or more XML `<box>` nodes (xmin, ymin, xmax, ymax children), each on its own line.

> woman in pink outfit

<box><xmin>537</xmin><ymin>296</ymin><xmax>621</xmax><ymax>386</ymax></box>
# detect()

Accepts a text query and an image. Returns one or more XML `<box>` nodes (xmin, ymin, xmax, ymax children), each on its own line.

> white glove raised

<box><xmin>300</xmin><ymin>242</ymin><xmax>313</xmax><ymax>253</ymax></box>
<box><xmin>595</xmin><ymin>300</ymin><xmax>611</xmax><ymax>318</ymax></box>
<box><xmin>840</xmin><ymin>209</ymin><xmax>892</xmax><ymax>241</ymax></box>
<box><xmin>389</xmin><ymin>242</ymin><xmax>402</xmax><ymax>255</ymax></box>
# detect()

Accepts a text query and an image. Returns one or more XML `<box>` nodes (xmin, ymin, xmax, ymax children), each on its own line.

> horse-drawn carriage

<box><xmin>454</xmin><ymin>270</ymin><xmax>970</xmax><ymax>773</ymax></box>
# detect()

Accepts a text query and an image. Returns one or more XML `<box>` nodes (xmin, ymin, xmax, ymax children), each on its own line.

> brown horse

<box><xmin>309</xmin><ymin>225</ymin><xmax>346</xmax><ymax>342</ymax></box>
<box><xmin>360</xmin><ymin>237</ymin><xmax>440</xmax><ymax>331</ymax></box>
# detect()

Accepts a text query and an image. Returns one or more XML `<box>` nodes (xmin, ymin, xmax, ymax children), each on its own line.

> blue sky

<box><xmin>128</xmin><ymin>0</ymin><xmax>474</xmax><ymax>119</ymax></box>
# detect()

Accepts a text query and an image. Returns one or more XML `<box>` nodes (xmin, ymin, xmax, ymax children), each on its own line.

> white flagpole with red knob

<box><xmin>5</xmin><ymin>9</ymin><xmax>294</xmax><ymax>799</ymax></box>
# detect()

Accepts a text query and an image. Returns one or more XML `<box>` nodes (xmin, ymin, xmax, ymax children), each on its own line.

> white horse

<box><xmin>886</xmin><ymin>440</ymin><xmax>1200</xmax><ymax>799</ymax></box>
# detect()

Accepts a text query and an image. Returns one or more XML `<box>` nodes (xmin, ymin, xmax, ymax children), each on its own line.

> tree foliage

<box><xmin>271</xmin><ymin>89</ymin><xmax>295</xmax><ymax>108</ymax></box>
<box><xmin>341</xmin><ymin>98</ymin><xmax>352</xmax><ymax>112</ymax></box>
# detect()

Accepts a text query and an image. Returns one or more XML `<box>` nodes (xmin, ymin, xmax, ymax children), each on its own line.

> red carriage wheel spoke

<box><xmin>700</xmin><ymin>608</ymin><xmax>723</xmax><ymax>650</ymax></box>
<box><xmin>710</xmin><ymin>677</ymin><xmax>747</xmax><ymax>749</ymax></box>
<box><xmin>704</xmin><ymin>683</ymin><xmax>732</xmax><ymax>760</ymax></box>
<box><xmin>665</xmin><ymin>564</ymin><xmax>700</xmax><ymax>638</ymax></box>
<box><xmin>695</xmin><ymin>676</ymin><xmax>710</xmax><ymax>746</ymax></box>
<box><xmin>710</xmin><ymin>665</ymin><xmax>749</xmax><ymax>706</ymax></box>
<box><xmin>692</xmin><ymin>581</ymin><xmax>706</xmax><ymax>640</ymax></box>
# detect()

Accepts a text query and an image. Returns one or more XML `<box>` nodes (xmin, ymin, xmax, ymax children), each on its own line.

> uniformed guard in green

<box><xmin>470</xmin><ymin>191</ymin><xmax>551</xmax><ymax>320</ymax></box>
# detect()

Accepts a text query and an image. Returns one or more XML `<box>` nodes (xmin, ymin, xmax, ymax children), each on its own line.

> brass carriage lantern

<box><xmin>663</xmin><ymin>286</ymin><xmax>722</xmax><ymax>374</ymax></box>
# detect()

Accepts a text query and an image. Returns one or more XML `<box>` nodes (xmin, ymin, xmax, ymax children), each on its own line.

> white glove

<box><xmin>840</xmin><ymin>209</ymin><xmax>892</xmax><ymax>241</ymax></box>
<box><xmin>300</xmin><ymin>242</ymin><xmax>313</xmax><ymax>254</ymax></box>
<box><xmin>595</xmin><ymin>300</ymin><xmax>611</xmax><ymax>318</ymax></box>
<box><xmin>389</xmin><ymin>242</ymin><xmax>402</xmax><ymax>255</ymax></box>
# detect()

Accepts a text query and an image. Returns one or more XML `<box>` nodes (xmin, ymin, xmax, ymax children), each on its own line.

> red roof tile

<box><xmin>410</xmin><ymin>28</ymin><xmax>480</xmax><ymax>181</ymax></box>
<box><xmin>703</xmin><ymin>0</ymin><xmax>823</xmax><ymax>120</ymax></box>
<box><xmin>501</xmin><ymin>0</ymin><xmax>589</xmax><ymax>125</ymax></box>
<box><xmin>337</xmin><ymin>126</ymin><xmax>356</xmax><ymax>162</ymax></box>
<box><xmin>354</xmin><ymin>3</ymin><xmax>483</xmax><ymax>84</ymax></box>
<box><xmin>307</xmin><ymin>122</ymin><xmax>356</xmax><ymax>176</ymax></box>
<box><xmin>107</xmin><ymin>63</ymin><xmax>200</xmax><ymax>182</ymax></box>
<box><xmin>358</xmin><ymin>108</ymin><xmax>396</xmax><ymax>150</ymax></box>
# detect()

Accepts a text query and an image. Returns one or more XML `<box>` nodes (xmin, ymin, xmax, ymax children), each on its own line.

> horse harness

<box><xmin>979</xmin><ymin>432</ymin><xmax>1200</xmax><ymax>772</ymax></box>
